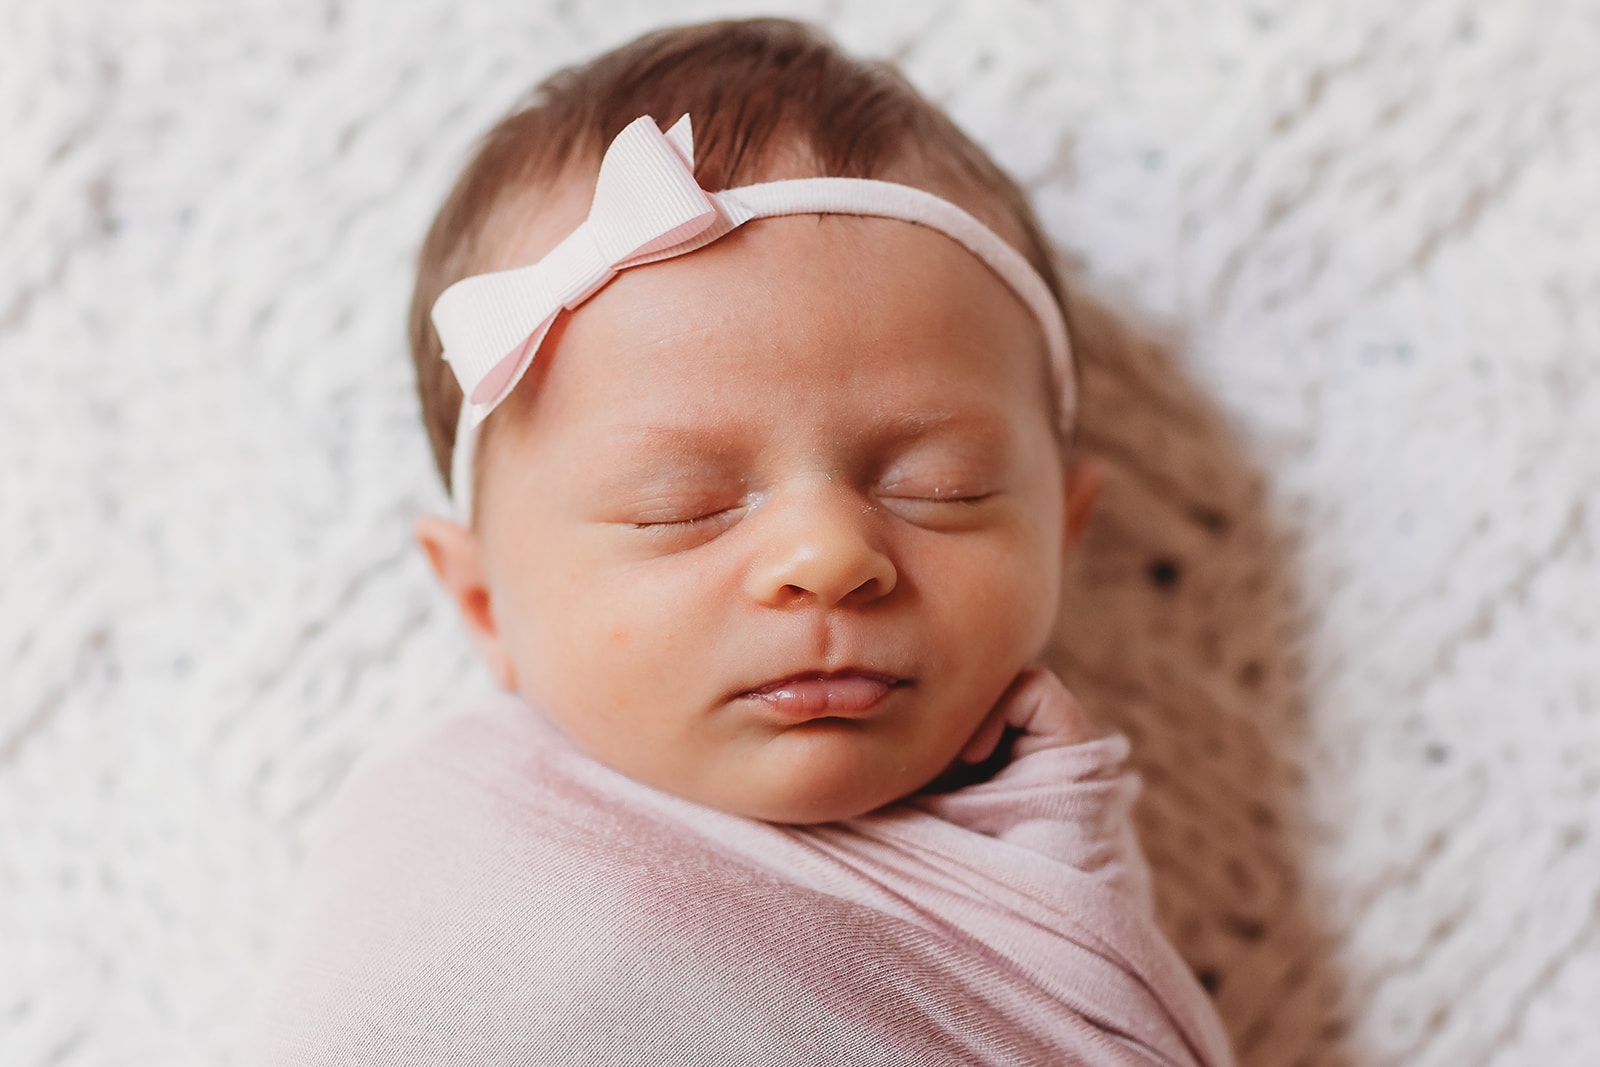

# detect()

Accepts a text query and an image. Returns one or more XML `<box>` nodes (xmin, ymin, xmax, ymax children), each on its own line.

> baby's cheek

<box><xmin>949</xmin><ymin>547</ymin><xmax>1059</xmax><ymax>658</ymax></box>
<box><xmin>940</xmin><ymin>530</ymin><xmax>1052</xmax><ymax>602</ymax></box>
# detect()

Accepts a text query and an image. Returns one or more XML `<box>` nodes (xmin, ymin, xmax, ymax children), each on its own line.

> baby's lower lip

<box><xmin>743</xmin><ymin>673</ymin><xmax>902</xmax><ymax>719</ymax></box>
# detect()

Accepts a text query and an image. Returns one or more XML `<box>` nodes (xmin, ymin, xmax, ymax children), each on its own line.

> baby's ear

<box><xmin>415</xmin><ymin>514</ymin><xmax>517</xmax><ymax>690</ymax></box>
<box><xmin>1061</xmin><ymin>457</ymin><xmax>1103</xmax><ymax>552</ymax></box>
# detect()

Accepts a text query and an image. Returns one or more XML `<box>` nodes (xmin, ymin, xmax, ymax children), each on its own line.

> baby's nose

<box><xmin>744</xmin><ymin>481</ymin><xmax>897</xmax><ymax>609</ymax></box>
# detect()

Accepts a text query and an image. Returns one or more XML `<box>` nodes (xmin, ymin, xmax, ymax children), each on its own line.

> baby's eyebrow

<box><xmin>604</xmin><ymin>423</ymin><xmax>746</xmax><ymax>461</ymax></box>
<box><xmin>584</xmin><ymin>425</ymin><xmax>749</xmax><ymax>496</ymax></box>
<box><xmin>600</xmin><ymin>408</ymin><xmax>1016</xmax><ymax>464</ymax></box>
<box><xmin>868</xmin><ymin>409</ymin><xmax>1016</xmax><ymax>451</ymax></box>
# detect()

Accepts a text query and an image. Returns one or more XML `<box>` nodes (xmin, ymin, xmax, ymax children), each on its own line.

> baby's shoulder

<box><xmin>333</xmin><ymin>691</ymin><xmax>557</xmax><ymax>803</ymax></box>
<box><xmin>302</xmin><ymin>694</ymin><xmax>589</xmax><ymax>877</ymax></box>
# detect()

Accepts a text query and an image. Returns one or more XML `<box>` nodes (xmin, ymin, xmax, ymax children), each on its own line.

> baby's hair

<box><xmin>408</xmin><ymin>17</ymin><xmax>1071</xmax><ymax>494</ymax></box>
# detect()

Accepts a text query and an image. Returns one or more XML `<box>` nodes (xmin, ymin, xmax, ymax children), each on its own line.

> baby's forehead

<box><xmin>486</xmin><ymin>216</ymin><xmax>1056</xmax><ymax>460</ymax></box>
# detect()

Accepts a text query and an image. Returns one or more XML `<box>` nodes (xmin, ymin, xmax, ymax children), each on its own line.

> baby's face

<box><xmin>430</xmin><ymin>207</ymin><xmax>1077</xmax><ymax>823</ymax></box>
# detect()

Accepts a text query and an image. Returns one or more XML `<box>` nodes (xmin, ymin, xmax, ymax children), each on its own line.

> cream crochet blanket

<box><xmin>2</xmin><ymin>2</ymin><xmax>1597</xmax><ymax>1065</ymax></box>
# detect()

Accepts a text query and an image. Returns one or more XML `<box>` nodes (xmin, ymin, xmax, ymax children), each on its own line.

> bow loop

<box><xmin>586</xmin><ymin>115</ymin><xmax>716</xmax><ymax>266</ymax></box>
<box><xmin>432</xmin><ymin>114</ymin><xmax>716</xmax><ymax>416</ymax></box>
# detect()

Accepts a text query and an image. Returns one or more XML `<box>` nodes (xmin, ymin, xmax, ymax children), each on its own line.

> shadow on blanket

<box><xmin>1048</xmin><ymin>290</ymin><xmax>1352</xmax><ymax>1067</ymax></box>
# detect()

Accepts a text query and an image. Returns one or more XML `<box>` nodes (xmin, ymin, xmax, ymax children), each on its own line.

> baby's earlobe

<box><xmin>414</xmin><ymin>514</ymin><xmax>517</xmax><ymax>690</ymax></box>
<box><xmin>1062</xmin><ymin>458</ymin><xmax>1104</xmax><ymax>549</ymax></box>
<box><xmin>415</xmin><ymin>514</ymin><xmax>476</xmax><ymax>589</ymax></box>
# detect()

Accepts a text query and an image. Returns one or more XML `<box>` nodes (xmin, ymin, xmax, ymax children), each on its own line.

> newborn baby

<box><xmin>240</xmin><ymin>18</ymin><xmax>1235</xmax><ymax>1066</ymax></box>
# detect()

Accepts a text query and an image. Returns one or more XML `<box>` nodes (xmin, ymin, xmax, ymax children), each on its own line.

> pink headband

<box><xmin>432</xmin><ymin>114</ymin><xmax>1073</xmax><ymax>520</ymax></box>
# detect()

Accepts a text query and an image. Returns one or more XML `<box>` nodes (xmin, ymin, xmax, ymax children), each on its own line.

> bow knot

<box><xmin>543</xmin><ymin>227</ymin><xmax>613</xmax><ymax>310</ymax></box>
<box><xmin>432</xmin><ymin>114</ymin><xmax>717</xmax><ymax>415</ymax></box>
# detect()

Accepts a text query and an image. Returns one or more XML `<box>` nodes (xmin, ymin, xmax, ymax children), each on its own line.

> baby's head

<box><xmin>411</xmin><ymin>19</ymin><xmax>1098</xmax><ymax>823</ymax></box>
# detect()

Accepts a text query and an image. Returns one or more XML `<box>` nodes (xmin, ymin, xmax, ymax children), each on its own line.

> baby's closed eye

<box><xmin>877</xmin><ymin>476</ymin><xmax>995</xmax><ymax>502</ymax></box>
<box><xmin>587</xmin><ymin>450</ymin><xmax>750</xmax><ymax>535</ymax></box>
<box><xmin>874</xmin><ymin>455</ymin><xmax>1008</xmax><ymax>528</ymax></box>
<box><xmin>875</xmin><ymin>488</ymin><xmax>1002</xmax><ymax>529</ymax></box>
<box><xmin>611</xmin><ymin>491</ymin><xmax>751</xmax><ymax>546</ymax></box>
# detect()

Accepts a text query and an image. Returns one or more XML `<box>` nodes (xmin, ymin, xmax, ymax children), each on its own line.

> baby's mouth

<box><xmin>740</xmin><ymin>670</ymin><xmax>909</xmax><ymax>719</ymax></box>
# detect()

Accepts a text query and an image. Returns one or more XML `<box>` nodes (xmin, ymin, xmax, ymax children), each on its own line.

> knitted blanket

<box><xmin>2</xmin><ymin>2</ymin><xmax>1596</xmax><ymax>1065</ymax></box>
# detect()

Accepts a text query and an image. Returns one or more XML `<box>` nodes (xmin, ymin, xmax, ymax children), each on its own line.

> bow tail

<box><xmin>467</xmin><ymin>312</ymin><xmax>559</xmax><ymax>410</ymax></box>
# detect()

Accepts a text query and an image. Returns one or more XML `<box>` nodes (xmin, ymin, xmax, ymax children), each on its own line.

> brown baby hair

<box><xmin>408</xmin><ymin>17</ymin><xmax>1071</xmax><ymax>497</ymax></box>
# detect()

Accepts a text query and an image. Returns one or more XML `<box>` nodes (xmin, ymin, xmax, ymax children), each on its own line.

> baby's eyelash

<box><xmin>629</xmin><ymin>507</ymin><xmax>740</xmax><ymax>530</ymax></box>
<box><xmin>886</xmin><ymin>490</ymin><xmax>994</xmax><ymax>504</ymax></box>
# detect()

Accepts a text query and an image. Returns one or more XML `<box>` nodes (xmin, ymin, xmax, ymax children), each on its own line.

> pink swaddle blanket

<box><xmin>239</xmin><ymin>690</ymin><xmax>1234</xmax><ymax>1065</ymax></box>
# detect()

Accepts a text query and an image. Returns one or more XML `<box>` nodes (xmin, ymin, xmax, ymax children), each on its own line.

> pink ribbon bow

<box><xmin>432</xmin><ymin>114</ymin><xmax>724</xmax><ymax>416</ymax></box>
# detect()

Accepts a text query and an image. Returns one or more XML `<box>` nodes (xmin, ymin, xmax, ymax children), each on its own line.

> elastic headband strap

<box><xmin>434</xmin><ymin>115</ymin><xmax>1072</xmax><ymax>521</ymax></box>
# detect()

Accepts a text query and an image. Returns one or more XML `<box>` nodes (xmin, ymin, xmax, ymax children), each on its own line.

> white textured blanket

<box><xmin>2</xmin><ymin>2</ymin><xmax>1597</xmax><ymax>1066</ymax></box>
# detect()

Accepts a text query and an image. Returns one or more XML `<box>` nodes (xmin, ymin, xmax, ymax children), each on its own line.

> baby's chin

<box><xmin>522</xmin><ymin>679</ymin><xmax>985</xmax><ymax>824</ymax></box>
<box><xmin>701</xmin><ymin>787</ymin><xmax>907</xmax><ymax>826</ymax></box>
<box><xmin>673</xmin><ymin>722</ymin><xmax>951</xmax><ymax>825</ymax></box>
